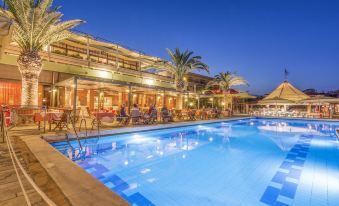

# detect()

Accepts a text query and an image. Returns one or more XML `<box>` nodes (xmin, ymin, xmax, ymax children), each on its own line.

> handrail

<box><xmin>2</xmin><ymin>114</ymin><xmax>57</xmax><ymax>206</ymax></box>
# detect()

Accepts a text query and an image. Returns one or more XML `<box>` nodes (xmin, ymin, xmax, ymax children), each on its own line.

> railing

<box><xmin>1</xmin><ymin>107</ymin><xmax>57</xmax><ymax>206</ymax></box>
<box><xmin>4</xmin><ymin>44</ymin><xmax>175</xmax><ymax>85</ymax></box>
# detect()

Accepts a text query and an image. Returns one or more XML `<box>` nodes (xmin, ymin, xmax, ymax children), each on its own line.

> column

<box><xmin>73</xmin><ymin>77</ymin><xmax>78</xmax><ymax>122</ymax></box>
<box><xmin>128</xmin><ymin>85</ymin><xmax>132</xmax><ymax>113</ymax></box>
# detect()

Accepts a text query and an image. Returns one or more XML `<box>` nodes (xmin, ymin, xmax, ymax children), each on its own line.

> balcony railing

<box><xmin>4</xmin><ymin>44</ymin><xmax>174</xmax><ymax>85</ymax></box>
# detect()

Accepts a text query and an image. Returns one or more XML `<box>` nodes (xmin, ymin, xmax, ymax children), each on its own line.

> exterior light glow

<box><xmin>125</xmin><ymin>89</ymin><xmax>130</xmax><ymax>93</ymax></box>
<box><xmin>144</xmin><ymin>79</ymin><xmax>154</xmax><ymax>85</ymax></box>
<box><xmin>71</xmin><ymin>84</ymin><xmax>75</xmax><ymax>88</ymax></box>
<box><xmin>97</xmin><ymin>70</ymin><xmax>111</xmax><ymax>78</ymax></box>
<box><xmin>209</xmin><ymin>98</ymin><xmax>213</xmax><ymax>101</ymax></box>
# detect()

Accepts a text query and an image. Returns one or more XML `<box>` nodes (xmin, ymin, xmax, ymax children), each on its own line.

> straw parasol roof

<box><xmin>259</xmin><ymin>81</ymin><xmax>309</xmax><ymax>104</ymax></box>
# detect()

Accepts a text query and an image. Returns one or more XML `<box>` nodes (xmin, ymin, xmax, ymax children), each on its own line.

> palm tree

<box><xmin>0</xmin><ymin>0</ymin><xmax>83</xmax><ymax>106</ymax></box>
<box><xmin>166</xmin><ymin>48</ymin><xmax>209</xmax><ymax>91</ymax></box>
<box><xmin>206</xmin><ymin>71</ymin><xmax>248</xmax><ymax>111</ymax></box>
<box><xmin>145</xmin><ymin>48</ymin><xmax>209</xmax><ymax>91</ymax></box>
<box><xmin>142</xmin><ymin>48</ymin><xmax>209</xmax><ymax>109</ymax></box>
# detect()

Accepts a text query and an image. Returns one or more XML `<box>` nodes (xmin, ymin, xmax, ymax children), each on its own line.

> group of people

<box><xmin>116</xmin><ymin>104</ymin><xmax>174</xmax><ymax>125</ymax></box>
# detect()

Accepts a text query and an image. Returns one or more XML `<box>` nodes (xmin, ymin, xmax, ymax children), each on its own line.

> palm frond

<box><xmin>0</xmin><ymin>0</ymin><xmax>83</xmax><ymax>53</ymax></box>
<box><xmin>206</xmin><ymin>71</ymin><xmax>248</xmax><ymax>91</ymax></box>
<box><xmin>165</xmin><ymin>48</ymin><xmax>209</xmax><ymax>81</ymax></box>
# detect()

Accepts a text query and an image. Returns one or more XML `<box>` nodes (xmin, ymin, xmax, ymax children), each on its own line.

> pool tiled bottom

<box><xmin>80</xmin><ymin>161</ymin><xmax>155</xmax><ymax>205</ymax></box>
<box><xmin>260</xmin><ymin>135</ymin><xmax>313</xmax><ymax>206</ymax></box>
<box><xmin>52</xmin><ymin>119</ymin><xmax>339</xmax><ymax>205</ymax></box>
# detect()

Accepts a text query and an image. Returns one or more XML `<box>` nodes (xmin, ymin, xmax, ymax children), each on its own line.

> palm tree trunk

<box><xmin>17</xmin><ymin>52</ymin><xmax>42</xmax><ymax>106</ymax></box>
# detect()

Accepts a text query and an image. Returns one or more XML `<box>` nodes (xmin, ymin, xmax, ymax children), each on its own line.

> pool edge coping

<box><xmin>47</xmin><ymin>117</ymin><xmax>251</xmax><ymax>143</ymax></box>
<box><xmin>19</xmin><ymin>134</ymin><xmax>131</xmax><ymax>206</ymax></box>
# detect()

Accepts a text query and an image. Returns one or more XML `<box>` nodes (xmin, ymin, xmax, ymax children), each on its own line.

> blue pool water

<box><xmin>51</xmin><ymin>118</ymin><xmax>339</xmax><ymax>206</ymax></box>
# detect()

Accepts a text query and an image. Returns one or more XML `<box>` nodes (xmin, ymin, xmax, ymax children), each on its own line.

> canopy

<box><xmin>259</xmin><ymin>81</ymin><xmax>309</xmax><ymax>104</ymax></box>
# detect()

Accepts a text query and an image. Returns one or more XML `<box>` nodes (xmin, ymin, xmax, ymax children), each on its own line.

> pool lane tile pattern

<box><xmin>79</xmin><ymin>162</ymin><xmax>155</xmax><ymax>206</ymax></box>
<box><xmin>260</xmin><ymin>135</ymin><xmax>313</xmax><ymax>206</ymax></box>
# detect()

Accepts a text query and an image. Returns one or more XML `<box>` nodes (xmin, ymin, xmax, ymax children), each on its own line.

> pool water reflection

<box><xmin>51</xmin><ymin>118</ymin><xmax>339</xmax><ymax>206</ymax></box>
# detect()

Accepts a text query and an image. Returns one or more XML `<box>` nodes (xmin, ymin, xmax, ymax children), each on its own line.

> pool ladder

<box><xmin>65</xmin><ymin>112</ymin><xmax>83</xmax><ymax>150</ymax></box>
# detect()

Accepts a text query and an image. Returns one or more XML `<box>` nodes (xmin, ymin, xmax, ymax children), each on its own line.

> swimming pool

<box><xmin>51</xmin><ymin>118</ymin><xmax>339</xmax><ymax>206</ymax></box>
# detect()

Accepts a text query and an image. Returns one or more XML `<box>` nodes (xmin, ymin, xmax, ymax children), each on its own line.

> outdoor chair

<box><xmin>174</xmin><ymin>110</ymin><xmax>183</xmax><ymax>120</ymax></box>
<box><xmin>188</xmin><ymin>110</ymin><xmax>196</xmax><ymax>121</ymax></box>
<box><xmin>116</xmin><ymin>115</ymin><xmax>129</xmax><ymax>125</ymax></box>
<box><xmin>131</xmin><ymin>109</ymin><xmax>142</xmax><ymax>125</ymax></box>
<box><xmin>161</xmin><ymin>110</ymin><xmax>173</xmax><ymax>123</ymax></box>
<box><xmin>144</xmin><ymin>110</ymin><xmax>157</xmax><ymax>124</ymax></box>
<box><xmin>53</xmin><ymin>110</ymin><xmax>71</xmax><ymax>131</ymax></box>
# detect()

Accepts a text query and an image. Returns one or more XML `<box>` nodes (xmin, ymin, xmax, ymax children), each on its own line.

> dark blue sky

<box><xmin>53</xmin><ymin>0</ymin><xmax>339</xmax><ymax>94</ymax></box>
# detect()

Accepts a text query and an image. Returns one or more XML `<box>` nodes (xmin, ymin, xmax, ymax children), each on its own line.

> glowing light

<box><xmin>71</xmin><ymin>84</ymin><xmax>75</xmax><ymax>88</ymax></box>
<box><xmin>97</xmin><ymin>70</ymin><xmax>111</xmax><ymax>78</ymax></box>
<box><xmin>125</xmin><ymin>89</ymin><xmax>130</xmax><ymax>92</ymax></box>
<box><xmin>189</xmin><ymin>102</ymin><xmax>193</xmax><ymax>106</ymax></box>
<box><xmin>133</xmin><ymin>94</ymin><xmax>137</xmax><ymax>97</ymax></box>
<box><xmin>157</xmin><ymin>96</ymin><xmax>161</xmax><ymax>99</ymax></box>
<box><xmin>144</xmin><ymin>79</ymin><xmax>155</xmax><ymax>85</ymax></box>
<box><xmin>124</xmin><ymin>160</ymin><xmax>129</xmax><ymax>165</ymax></box>
<box><xmin>52</xmin><ymin>89</ymin><xmax>57</xmax><ymax>92</ymax></box>
<box><xmin>250</xmin><ymin>122</ymin><xmax>254</xmax><ymax>126</ymax></box>
<box><xmin>159</xmin><ymin>151</ymin><xmax>164</xmax><ymax>156</ymax></box>
<box><xmin>209</xmin><ymin>137</ymin><xmax>213</xmax><ymax>141</ymax></box>
<box><xmin>221</xmin><ymin>102</ymin><xmax>225</xmax><ymax>106</ymax></box>
<box><xmin>182</xmin><ymin>154</ymin><xmax>186</xmax><ymax>159</ymax></box>
<box><xmin>209</xmin><ymin>98</ymin><xmax>213</xmax><ymax>101</ymax></box>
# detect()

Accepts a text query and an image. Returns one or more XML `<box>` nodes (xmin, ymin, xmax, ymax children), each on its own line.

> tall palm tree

<box><xmin>166</xmin><ymin>48</ymin><xmax>209</xmax><ymax>91</ymax></box>
<box><xmin>206</xmin><ymin>71</ymin><xmax>248</xmax><ymax>111</ymax></box>
<box><xmin>0</xmin><ymin>0</ymin><xmax>83</xmax><ymax>106</ymax></box>
<box><xmin>145</xmin><ymin>48</ymin><xmax>209</xmax><ymax>91</ymax></box>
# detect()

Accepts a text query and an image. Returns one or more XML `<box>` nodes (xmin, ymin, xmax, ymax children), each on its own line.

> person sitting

<box><xmin>116</xmin><ymin>104</ymin><xmax>129</xmax><ymax>125</ymax></box>
<box><xmin>144</xmin><ymin>104</ymin><xmax>157</xmax><ymax>124</ymax></box>
<box><xmin>130</xmin><ymin>104</ymin><xmax>141</xmax><ymax>124</ymax></box>
<box><xmin>161</xmin><ymin>105</ymin><xmax>173</xmax><ymax>123</ymax></box>
<box><xmin>187</xmin><ymin>108</ymin><xmax>196</xmax><ymax>121</ymax></box>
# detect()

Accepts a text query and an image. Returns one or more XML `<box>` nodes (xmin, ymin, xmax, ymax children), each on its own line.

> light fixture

<box><xmin>71</xmin><ymin>84</ymin><xmax>75</xmax><ymax>88</ymax></box>
<box><xmin>209</xmin><ymin>98</ymin><xmax>213</xmax><ymax>101</ymax></box>
<box><xmin>97</xmin><ymin>70</ymin><xmax>111</xmax><ymax>78</ymax></box>
<box><xmin>125</xmin><ymin>89</ymin><xmax>130</xmax><ymax>93</ymax></box>
<box><xmin>144</xmin><ymin>79</ymin><xmax>154</xmax><ymax>85</ymax></box>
